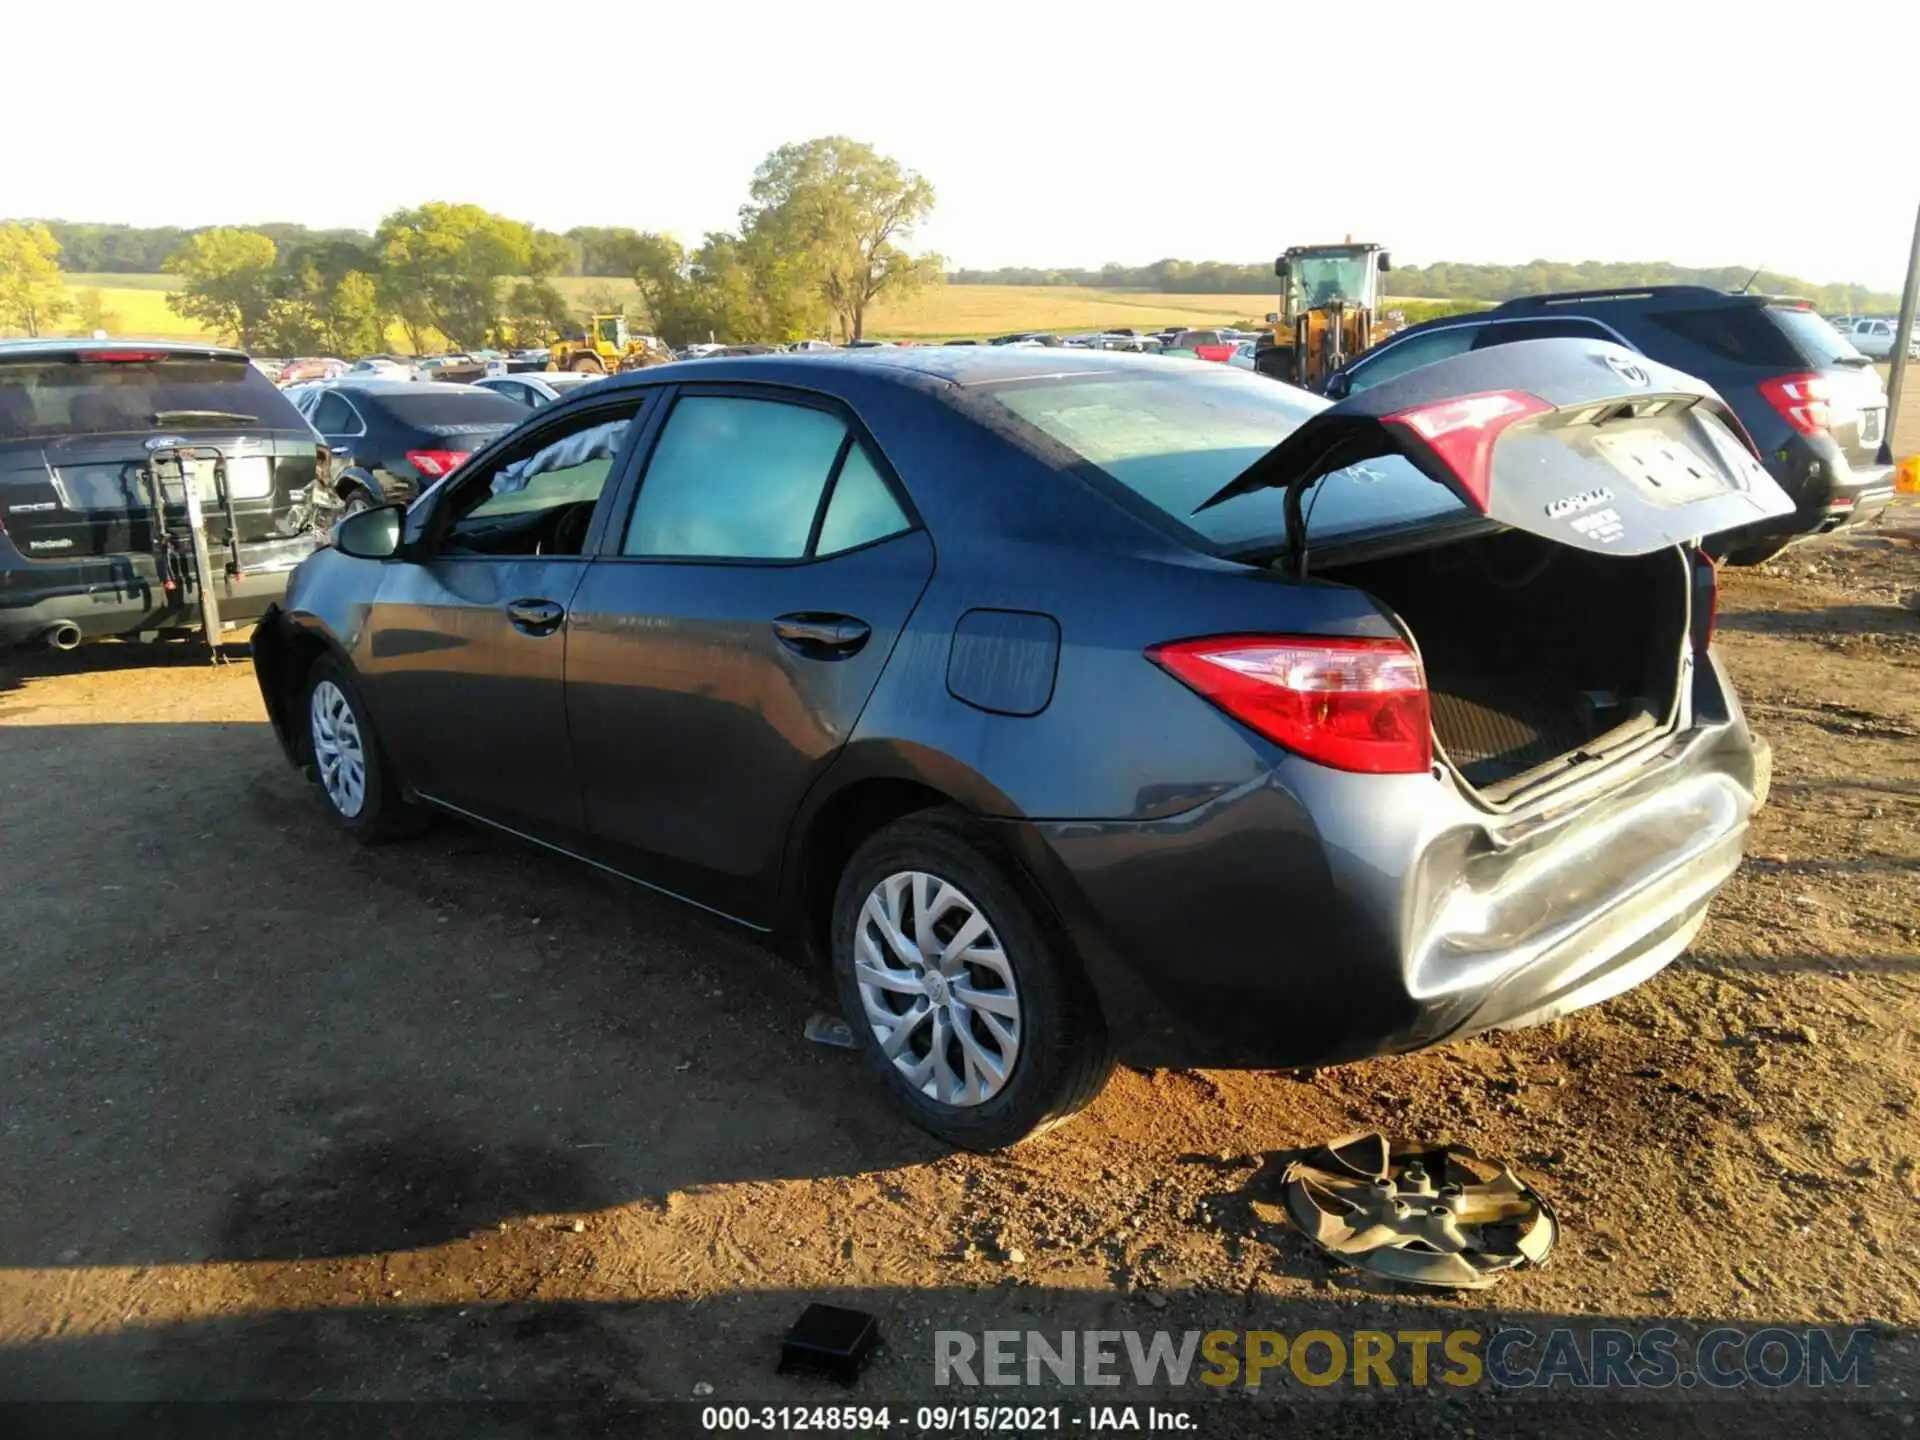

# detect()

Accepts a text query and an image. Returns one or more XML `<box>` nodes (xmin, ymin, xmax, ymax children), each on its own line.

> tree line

<box><xmin>0</xmin><ymin>137</ymin><xmax>940</xmax><ymax>351</ymax></box>
<box><xmin>950</xmin><ymin>258</ymin><xmax>1901</xmax><ymax>313</ymax></box>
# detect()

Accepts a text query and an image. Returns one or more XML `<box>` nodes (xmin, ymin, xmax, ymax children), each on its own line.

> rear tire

<box><xmin>302</xmin><ymin>656</ymin><xmax>428</xmax><ymax>844</ymax></box>
<box><xmin>569</xmin><ymin>355</ymin><xmax>604</xmax><ymax>374</ymax></box>
<box><xmin>830</xmin><ymin>811</ymin><xmax>1113</xmax><ymax>1150</ymax></box>
<box><xmin>1719</xmin><ymin>536</ymin><xmax>1793</xmax><ymax>566</ymax></box>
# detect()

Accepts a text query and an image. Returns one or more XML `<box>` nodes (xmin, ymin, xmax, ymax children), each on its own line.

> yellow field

<box><xmin>17</xmin><ymin>275</ymin><xmax>1283</xmax><ymax>346</ymax></box>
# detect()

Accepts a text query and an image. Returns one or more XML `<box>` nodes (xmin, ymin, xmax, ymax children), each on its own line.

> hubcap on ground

<box><xmin>309</xmin><ymin>680</ymin><xmax>368</xmax><ymax>819</ymax></box>
<box><xmin>853</xmin><ymin>870</ymin><xmax>1021</xmax><ymax>1107</ymax></box>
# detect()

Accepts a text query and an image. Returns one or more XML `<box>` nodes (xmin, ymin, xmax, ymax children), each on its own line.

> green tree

<box><xmin>373</xmin><ymin>203</ymin><xmax>556</xmax><ymax>350</ymax></box>
<box><xmin>739</xmin><ymin>137</ymin><xmax>940</xmax><ymax>342</ymax></box>
<box><xmin>263</xmin><ymin>240</ymin><xmax>390</xmax><ymax>356</ymax></box>
<box><xmin>0</xmin><ymin>222</ymin><xmax>72</xmax><ymax>336</ymax></box>
<box><xmin>163</xmin><ymin>228</ymin><xmax>278</xmax><ymax>348</ymax></box>
<box><xmin>73</xmin><ymin>288</ymin><xmax>122</xmax><ymax>335</ymax></box>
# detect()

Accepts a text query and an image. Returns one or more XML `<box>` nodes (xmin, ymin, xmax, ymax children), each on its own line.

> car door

<box><xmin>565</xmin><ymin>385</ymin><xmax>935</xmax><ymax>921</ymax></box>
<box><xmin>309</xmin><ymin>389</ymin><xmax>366</xmax><ymax>469</ymax></box>
<box><xmin>356</xmin><ymin>392</ymin><xmax>653</xmax><ymax>841</ymax></box>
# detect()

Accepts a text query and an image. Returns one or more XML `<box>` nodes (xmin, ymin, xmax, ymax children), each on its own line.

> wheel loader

<box><xmin>1253</xmin><ymin>243</ymin><xmax>1398</xmax><ymax>390</ymax></box>
<box><xmin>546</xmin><ymin>312</ymin><xmax>671</xmax><ymax>374</ymax></box>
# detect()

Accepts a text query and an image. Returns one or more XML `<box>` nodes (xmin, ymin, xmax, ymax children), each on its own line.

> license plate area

<box><xmin>155</xmin><ymin>456</ymin><xmax>275</xmax><ymax>503</ymax></box>
<box><xmin>1589</xmin><ymin>430</ymin><xmax>1726</xmax><ymax>505</ymax></box>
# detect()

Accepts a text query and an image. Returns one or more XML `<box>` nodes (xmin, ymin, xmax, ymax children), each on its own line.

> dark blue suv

<box><xmin>1323</xmin><ymin>286</ymin><xmax>1896</xmax><ymax>562</ymax></box>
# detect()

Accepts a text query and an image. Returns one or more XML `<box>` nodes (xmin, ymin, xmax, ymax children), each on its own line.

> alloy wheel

<box><xmin>853</xmin><ymin>870</ymin><xmax>1022</xmax><ymax>1106</ymax></box>
<box><xmin>309</xmin><ymin>679</ymin><xmax>368</xmax><ymax>819</ymax></box>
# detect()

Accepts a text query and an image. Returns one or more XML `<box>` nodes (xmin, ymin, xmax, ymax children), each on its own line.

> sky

<box><xmin>8</xmin><ymin>0</ymin><xmax>1918</xmax><ymax>289</ymax></box>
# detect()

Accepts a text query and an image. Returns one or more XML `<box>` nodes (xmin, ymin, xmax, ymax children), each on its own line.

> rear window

<box><xmin>369</xmin><ymin>390</ymin><xmax>527</xmax><ymax>426</ymax></box>
<box><xmin>1637</xmin><ymin>306</ymin><xmax>1805</xmax><ymax>367</ymax></box>
<box><xmin>0</xmin><ymin>357</ymin><xmax>306</xmax><ymax>440</ymax></box>
<box><xmin>1764</xmin><ymin>306</ymin><xmax>1871</xmax><ymax>367</ymax></box>
<box><xmin>984</xmin><ymin>369</ymin><xmax>1464</xmax><ymax>551</ymax></box>
<box><xmin>1174</xmin><ymin>331</ymin><xmax>1224</xmax><ymax>348</ymax></box>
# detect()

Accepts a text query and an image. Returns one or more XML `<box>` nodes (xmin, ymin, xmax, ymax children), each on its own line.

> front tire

<box><xmin>302</xmin><ymin>656</ymin><xmax>426</xmax><ymax>843</ymax></box>
<box><xmin>830</xmin><ymin>812</ymin><xmax>1113</xmax><ymax>1150</ymax></box>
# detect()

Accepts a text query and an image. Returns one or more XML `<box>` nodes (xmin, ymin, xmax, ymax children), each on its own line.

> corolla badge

<box><xmin>1603</xmin><ymin>353</ymin><xmax>1650</xmax><ymax>388</ymax></box>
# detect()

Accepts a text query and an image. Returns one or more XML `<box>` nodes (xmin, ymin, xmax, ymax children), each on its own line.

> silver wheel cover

<box><xmin>854</xmin><ymin>870</ymin><xmax>1022</xmax><ymax>1107</ymax></box>
<box><xmin>309</xmin><ymin>679</ymin><xmax>368</xmax><ymax>819</ymax></box>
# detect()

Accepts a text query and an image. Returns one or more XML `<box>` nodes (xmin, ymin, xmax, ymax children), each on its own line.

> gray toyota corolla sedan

<box><xmin>255</xmin><ymin>340</ymin><xmax>1787</xmax><ymax>1149</ymax></box>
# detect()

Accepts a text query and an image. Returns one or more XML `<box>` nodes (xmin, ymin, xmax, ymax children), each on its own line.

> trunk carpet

<box><xmin>1429</xmin><ymin>680</ymin><xmax>1595</xmax><ymax>786</ymax></box>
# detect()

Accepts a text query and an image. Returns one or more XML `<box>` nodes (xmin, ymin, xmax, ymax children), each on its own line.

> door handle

<box><xmin>772</xmin><ymin>613</ymin><xmax>871</xmax><ymax>657</ymax></box>
<box><xmin>506</xmin><ymin>598</ymin><xmax>566</xmax><ymax>635</ymax></box>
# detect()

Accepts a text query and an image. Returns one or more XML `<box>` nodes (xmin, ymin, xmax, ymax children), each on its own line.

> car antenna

<box><xmin>1734</xmin><ymin>266</ymin><xmax>1761</xmax><ymax>295</ymax></box>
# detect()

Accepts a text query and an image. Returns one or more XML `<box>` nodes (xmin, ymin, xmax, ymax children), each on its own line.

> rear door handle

<box><xmin>773</xmin><ymin>613</ymin><xmax>871</xmax><ymax>657</ymax></box>
<box><xmin>506</xmin><ymin>598</ymin><xmax>566</xmax><ymax>636</ymax></box>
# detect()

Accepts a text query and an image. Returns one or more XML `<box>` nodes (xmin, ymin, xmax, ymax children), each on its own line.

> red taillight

<box><xmin>1149</xmin><ymin>635</ymin><xmax>1432</xmax><ymax>775</ymax></box>
<box><xmin>1383</xmin><ymin>390</ymin><xmax>1552</xmax><ymax>511</ymax></box>
<box><xmin>78</xmin><ymin>350</ymin><xmax>167</xmax><ymax>363</ymax></box>
<box><xmin>1692</xmin><ymin>549</ymin><xmax>1718</xmax><ymax>652</ymax></box>
<box><xmin>1758</xmin><ymin>372</ymin><xmax>1832</xmax><ymax>436</ymax></box>
<box><xmin>406</xmin><ymin>449</ymin><xmax>469</xmax><ymax>479</ymax></box>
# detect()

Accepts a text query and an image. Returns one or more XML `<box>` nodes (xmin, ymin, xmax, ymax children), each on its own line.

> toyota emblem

<box><xmin>1604</xmin><ymin>353</ymin><xmax>1650</xmax><ymax>388</ymax></box>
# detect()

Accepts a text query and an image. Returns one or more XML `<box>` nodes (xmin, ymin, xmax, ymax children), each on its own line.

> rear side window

<box><xmin>0</xmin><ymin>357</ymin><xmax>306</xmax><ymax>440</ymax></box>
<box><xmin>1346</xmin><ymin>325</ymin><xmax>1478</xmax><ymax>391</ymax></box>
<box><xmin>1638</xmin><ymin>306</ymin><xmax>1804</xmax><ymax>367</ymax></box>
<box><xmin>311</xmin><ymin>393</ymin><xmax>361</xmax><ymax>433</ymax></box>
<box><xmin>622</xmin><ymin>395</ymin><xmax>907</xmax><ymax>561</ymax></box>
<box><xmin>986</xmin><ymin>368</ymin><xmax>1465</xmax><ymax>550</ymax></box>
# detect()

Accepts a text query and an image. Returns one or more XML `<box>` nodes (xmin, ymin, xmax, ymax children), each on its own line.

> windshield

<box><xmin>1768</xmin><ymin>306</ymin><xmax>1871</xmax><ymax>366</ymax></box>
<box><xmin>1287</xmin><ymin>252</ymin><xmax>1372</xmax><ymax>313</ymax></box>
<box><xmin>985</xmin><ymin>368</ymin><xmax>1464</xmax><ymax>552</ymax></box>
<box><xmin>597</xmin><ymin>318</ymin><xmax>623</xmax><ymax>344</ymax></box>
<box><xmin>0</xmin><ymin>358</ymin><xmax>304</xmax><ymax>440</ymax></box>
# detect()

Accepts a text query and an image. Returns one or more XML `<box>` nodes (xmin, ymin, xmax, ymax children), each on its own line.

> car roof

<box><xmin>326</xmin><ymin>379</ymin><xmax>488</xmax><ymax>395</ymax></box>
<box><xmin>597</xmin><ymin>345</ymin><xmax>1203</xmax><ymax>392</ymax></box>
<box><xmin>0</xmin><ymin>338</ymin><xmax>248</xmax><ymax>362</ymax></box>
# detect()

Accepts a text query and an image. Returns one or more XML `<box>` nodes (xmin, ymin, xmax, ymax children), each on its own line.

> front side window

<box><xmin>440</xmin><ymin>404</ymin><xmax>641</xmax><ymax>556</ymax></box>
<box><xmin>622</xmin><ymin>395</ymin><xmax>907</xmax><ymax>561</ymax></box>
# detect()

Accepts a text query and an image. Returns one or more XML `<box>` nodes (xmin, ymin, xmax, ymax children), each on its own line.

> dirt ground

<box><xmin>2</xmin><ymin>509</ymin><xmax>1917</xmax><ymax>1434</ymax></box>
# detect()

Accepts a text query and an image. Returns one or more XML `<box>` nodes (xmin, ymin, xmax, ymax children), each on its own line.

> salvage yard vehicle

<box><xmin>255</xmin><ymin>342</ymin><xmax>1787</xmax><ymax>1149</ymax></box>
<box><xmin>1</xmin><ymin>340</ymin><xmax>324</xmax><ymax>651</ymax></box>
<box><xmin>474</xmin><ymin>372</ymin><xmax>606</xmax><ymax>410</ymax></box>
<box><xmin>285</xmin><ymin>379</ymin><xmax>526</xmax><ymax>515</ymax></box>
<box><xmin>1321</xmin><ymin>286</ymin><xmax>1899</xmax><ymax>564</ymax></box>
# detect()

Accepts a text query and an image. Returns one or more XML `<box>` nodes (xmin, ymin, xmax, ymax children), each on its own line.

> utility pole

<box><xmin>1881</xmin><ymin>197</ymin><xmax>1920</xmax><ymax>464</ymax></box>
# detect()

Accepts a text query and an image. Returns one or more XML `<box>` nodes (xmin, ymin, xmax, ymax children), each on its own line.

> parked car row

<box><xmin>1827</xmin><ymin>314</ymin><xmax>1919</xmax><ymax>361</ymax></box>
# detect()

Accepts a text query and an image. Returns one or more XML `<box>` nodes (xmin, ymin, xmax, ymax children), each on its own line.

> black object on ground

<box><xmin>778</xmin><ymin>1304</ymin><xmax>881</xmax><ymax>1385</ymax></box>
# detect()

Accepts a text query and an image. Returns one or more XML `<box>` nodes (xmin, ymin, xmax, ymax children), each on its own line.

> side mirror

<box><xmin>1265</xmin><ymin>311</ymin><xmax>1281</xmax><ymax>324</ymax></box>
<box><xmin>1274</xmin><ymin>258</ymin><xmax>1289</xmax><ymax>279</ymax></box>
<box><xmin>1322</xmin><ymin>372</ymin><xmax>1353</xmax><ymax>400</ymax></box>
<box><xmin>1377</xmin><ymin>252</ymin><xmax>1393</xmax><ymax>273</ymax></box>
<box><xmin>331</xmin><ymin>503</ymin><xmax>405</xmax><ymax>560</ymax></box>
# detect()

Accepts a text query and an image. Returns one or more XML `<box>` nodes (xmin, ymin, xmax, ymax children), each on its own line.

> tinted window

<box><xmin>372</xmin><ymin>390</ymin><xmax>527</xmax><ymax>425</ymax></box>
<box><xmin>311</xmin><ymin>392</ymin><xmax>360</xmax><ymax>434</ymax></box>
<box><xmin>987</xmin><ymin>368</ymin><xmax>1465</xmax><ymax>550</ymax></box>
<box><xmin>1639</xmin><ymin>306</ymin><xmax>1804</xmax><ymax>366</ymax></box>
<box><xmin>0</xmin><ymin>357</ymin><xmax>305</xmax><ymax>440</ymax></box>
<box><xmin>1174</xmin><ymin>330</ymin><xmax>1224</xmax><ymax>347</ymax></box>
<box><xmin>1345</xmin><ymin>325</ymin><xmax>1477</xmax><ymax>391</ymax></box>
<box><xmin>623</xmin><ymin>396</ymin><xmax>847</xmax><ymax>559</ymax></box>
<box><xmin>461</xmin><ymin>415</ymin><xmax>632</xmax><ymax>525</ymax></box>
<box><xmin>817</xmin><ymin>444</ymin><xmax>910</xmax><ymax>554</ymax></box>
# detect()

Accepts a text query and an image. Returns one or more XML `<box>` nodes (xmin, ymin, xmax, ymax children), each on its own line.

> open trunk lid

<box><xmin>1197</xmin><ymin>339</ymin><xmax>1795</xmax><ymax>570</ymax></box>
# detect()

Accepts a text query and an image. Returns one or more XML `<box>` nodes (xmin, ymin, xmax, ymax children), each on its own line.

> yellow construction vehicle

<box><xmin>1253</xmin><ymin>242</ymin><xmax>1397</xmax><ymax>390</ymax></box>
<box><xmin>546</xmin><ymin>312</ymin><xmax>671</xmax><ymax>373</ymax></box>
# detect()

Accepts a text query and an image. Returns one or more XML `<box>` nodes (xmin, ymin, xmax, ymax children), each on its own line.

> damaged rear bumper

<box><xmin>1001</xmin><ymin>672</ymin><xmax>1764</xmax><ymax>1071</ymax></box>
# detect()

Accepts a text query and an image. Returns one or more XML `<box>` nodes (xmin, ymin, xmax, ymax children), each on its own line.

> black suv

<box><xmin>1321</xmin><ymin>286</ymin><xmax>1896</xmax><ymax>562</ymax></box>
<box><xmin>286</xmin><ymin>379</ymin><xmax>526</xmax><ymax>516</ymax></box>
<box><xmin>0</xmin><ymin>340</ymin><xmax>324</xmax><ymax>651</ymax></box>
